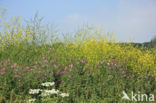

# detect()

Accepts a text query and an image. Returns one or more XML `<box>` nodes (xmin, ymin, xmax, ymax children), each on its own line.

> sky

<box><xmin>0</xmin><ymin>0</ymin><xmax>156</xmax><ymax>43</ymax></box>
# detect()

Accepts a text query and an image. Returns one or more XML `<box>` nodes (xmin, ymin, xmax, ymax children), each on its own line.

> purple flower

<box><xmin>114</xmin><ymin>64</ymin><xmax>118</xmax><ymax>66</ymax></box>
<box><xmin>81</xmin><ymin>60</ymin><xmax>84</xmax><ymax>63</ymax></box>
<box><xmin>119</xmin><ymin>68</ymin><xmax>124</xmax><ymax>71</ymax></box>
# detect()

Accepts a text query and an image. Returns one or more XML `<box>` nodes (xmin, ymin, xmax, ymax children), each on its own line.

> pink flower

<box><xmin>114</xmin><ymin>64</ymin><xmax>118</xmax><ymax>66</ymax></box>
<box><xmin>33</xmin><ymin>65</ymin><xmax>37</xmax><ymax>69</ymax></box>
<box><xmin>107</xmin><ymin>63</ymin><xmax>110</xmax><ymax>66</ymax></box>
<box><xmin>51</xmin><ymin>71</ymin><xmax>54</xmax><ymax>76</ymax></box>
<box><xmin>61</xmin><ymin>80</ymin><xmax>64</xmax><ymax>82</ymax></box>
<box><xmin>67</xmin><ymin>75</ymin><xmax>72</xmax><ymax>78</ymax></box>
<box><xmin>1</xmin><ymin>72</ymin><xmax>6</xmax><ymax>75</ymax></box>
<box><xmin>4</xmin><ymin>59</ymin><xmax>9</xmax><ymax>65</ymax></box>
<box><xmin>69</xmin><ymin>63</ymin><xmax>73</xmax><ymax>69</ymax></box>
<box><xmin>24</xmin><ymin>67</ymin><xmax>28</xmax><ymax>70</ymax></box>
<box><xmin>40</xmin><ymin>65</ymin><xmax>45</xmax><ymax>68</ymax></box>
<box><xmin>97</xmin><ymin>61</ymin><xmax>100</xmax><ymax>65</ymax></box>
<box><xmin>119</xmin><ymin>68</ymin><xmax>124</xmax><ymax>71</ymax></box>
<box><xmin>17</xmin><ymin>71</ymin><xmax>21</xmax><ymax>75</ymax></box>
<box><xmin>112</xmin><ymin>58</ymin><xmax>115</xmax><ymax>61</ymax></box>
<box><xmin>98</xmin><ymin>65</ymin><xmax>102</xmax><ymax>68</ymax></box>
<box><xmin>54</xmin><ymin>54</ymin><xmax>57</xmax><ymax>58</ymax></box>
<box><xmin>57</xmin><ymin>70</ymin><xmax>61</xmax><ymax>74</ymax></box>
<box><xmin>0</xmin><ymin>67</ymin><xmax>5</xmax><ymax>71</ymax></box>
<box><xmin>13</xmin><ymin>63</ymin><xmax>17</xmax><ymax>67</ymax></box>
<box><xmin>35</xmin><ymin>61</ymin><xmax>38</xmax><ymax>64</ymax></box>
<box><xmin>10</xmin><ymin>65</ymin><xmax>14</xmax><ymax>69</ymax></box>
<box><xmin>59</xmin><ymin>71</ymin><xmax>65</xmax><ymax>75</ymax></box>
<box><xmin>53</xmin><ymin>64</ymin><xmax>57</xmax><ymax>68</ymax></box>
<box><xmin>42</xmin><ymin>56</ymin><xmax>45</xmax><ymax>60</ymax></box>
<box><xmin>81</xmin><ymin>60</ymin><xmax>84</xmax><ymax>63</ymax></box>
<box><xmin>64</xmin><ymin>66</ymin><xmax>68</xmax><ymax>71</ymax></box>
<box><xmin>44</xmin><ymin>60</ymin><xmax>48</xmax><ymax>64</ymax></box>
<box><xmin>14</xmin><ymin>69</ymin><xmax>18</xmax><ymax>72</ymax></box>
<box><xmin>132</xmin><ymin>75</ymin><xmax>135</xmax><ymax>78</ymax></box>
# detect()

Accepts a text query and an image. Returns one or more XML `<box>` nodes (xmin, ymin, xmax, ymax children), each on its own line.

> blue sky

<box><xmin>1</xmin><ymin>0</ymin><xmax>156</xmax><ymax>42</ymax></box>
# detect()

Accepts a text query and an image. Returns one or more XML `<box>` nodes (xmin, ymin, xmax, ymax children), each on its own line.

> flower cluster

<box><xmin>29</xmin><ymin>89</ymin><xmax>42</xmax><ymax>94</ymax></box>
<box><xmin>60</xmin><ymin>93</ymin><xmax>69</xmax><ymax>97</ymax></box>
<box><xmin>28</xmin><ymin>98</ymin><xmax>36</xmax><ymax>103</ymax></box>
<box><xmin>41</xmin><ymin>82</ymin><xmax>55</xmax><ymax>87</ymax></box>
<box><xmin>41</xmin><ymin>89</ymin><xmax>59</xmax><ymax>96</ymax></box>
<box><xmin>28</xmin><ymin>82</ymin><xmax>69</xmax><ymax>102</ymax></box>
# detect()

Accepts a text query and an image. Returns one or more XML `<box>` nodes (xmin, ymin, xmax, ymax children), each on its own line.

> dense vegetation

<box><xmin>0</xmin><ymin>9</ymin><xmax>156</xmax><ymax>103</ymax></box>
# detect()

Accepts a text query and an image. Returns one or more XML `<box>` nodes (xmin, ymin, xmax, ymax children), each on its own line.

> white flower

<box><xmin>41</xmin><ymin>89</ymin><xmax>59</xmax><ymax>97</ymax></box>
<box><xmin>45</xmin><ymin>89</ymin><xmax>59</xmax><ymax>94</ymax></box>
<box><xmin>28</xmin><ymin>98</ymin><xmax>36</xmax><ymax>103</ymax></box>
<box><xmin>29</xmin><ymin>89</ymin><xmax>42</xmax><ymax>94</ymax></box>
<box><xmin>60</xmin><ymin>93</ymin><xmax>69</xmax><ymax>97</ymax></box>
<box><xmin>41</xmin><ymin>82</ymin><xmax>55</xmax><ymax>87</ymax></box>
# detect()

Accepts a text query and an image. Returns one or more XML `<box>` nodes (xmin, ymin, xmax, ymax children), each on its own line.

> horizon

<box><xmin>0</xmin><ymin>0</ymin><xmax>156</xmax><ymax>43</ymax></box>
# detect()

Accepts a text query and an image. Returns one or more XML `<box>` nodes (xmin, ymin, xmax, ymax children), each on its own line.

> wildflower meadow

<box><xmin>0</xmin><ymin>8</ymin><xmax>156</xmax><ymax>103</ymax></box>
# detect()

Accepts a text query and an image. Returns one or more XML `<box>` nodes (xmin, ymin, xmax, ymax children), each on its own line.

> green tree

<box><xmin>151</xmin><ymin>36</ymin><xmax>156</xmax><ymax>48</ymax></box>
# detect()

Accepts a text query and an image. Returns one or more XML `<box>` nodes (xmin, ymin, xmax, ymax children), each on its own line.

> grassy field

<box><xmin>0</xmin><ymin>14</ymin><xmax>156</xmax><ymax>103</ymax></box>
